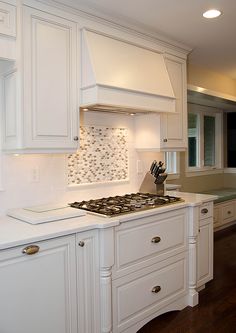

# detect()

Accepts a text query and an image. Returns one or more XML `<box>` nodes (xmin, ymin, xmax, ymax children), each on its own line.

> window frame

<box><xmin>164</xmin><ymin>151</ymin><xmax>180</xmax><ymax>180</ymax></box>
<box><xmin>186</xmin><ymin>103</ymin><xmax>223</xmax><ymax>176</ymax></box>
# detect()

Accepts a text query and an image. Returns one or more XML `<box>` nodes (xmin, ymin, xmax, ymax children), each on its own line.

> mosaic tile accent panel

<box><xmin>68</xmin><ymin>126</ymin><xmax>128</xmax><ymax>185</ymax></box>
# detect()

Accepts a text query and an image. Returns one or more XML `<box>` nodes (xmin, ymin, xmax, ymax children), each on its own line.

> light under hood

<box><xmin>80</xmin><ymin>30</ymin><xmax>176</xmax><ymax>114</ymax></box>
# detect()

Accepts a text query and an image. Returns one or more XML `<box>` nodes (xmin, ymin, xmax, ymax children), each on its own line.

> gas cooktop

<box><xmin>69</xmin><ymin>192</ymin><xmax>184</xmax><ymax>217</ymax></box>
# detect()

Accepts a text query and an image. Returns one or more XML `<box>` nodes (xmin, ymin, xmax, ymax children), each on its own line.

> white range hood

<box><xmin>80</xmin><ymin>30</ymin><xmax>176</xmax><ymax>114</ymax></box>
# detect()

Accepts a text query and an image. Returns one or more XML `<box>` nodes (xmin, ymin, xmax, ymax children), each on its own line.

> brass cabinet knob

<box><xmin>73</xmin><ymin>136</ymin><xmax>79</xmax><ymax>141</ymax></box>
<box><xmin>201</xmin><ymin>208</ymin><xmax>208</xmax><ymax>214</ymax></box>
<box><xmin>22</xmin><ymin>245</ymin><xmax>40</xmax><ymax>255</ymax></box>
<box><xmin>78</xmin><ymin>241</ymin><xmax>85</xmax><ymax>247</ymax></box>
<box><xmin>151</xmin><ymin>236</ymin><xmax>161</xmax><ymax>243</ymax></box>
<box><xmin>151</xmin><ymin>286</ymin><xmax>161</xmax><ymax>293</ymax></box>
<box><xmin>163</xmin><ymin>138</ymin><xmax>168</xmax><ymax>143</ymax></box>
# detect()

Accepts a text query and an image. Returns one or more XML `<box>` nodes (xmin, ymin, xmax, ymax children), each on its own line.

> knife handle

<box><xmin>150</xmin><ymin>160</ymin><xmax>157</xmax><ymax>174</ymax></box>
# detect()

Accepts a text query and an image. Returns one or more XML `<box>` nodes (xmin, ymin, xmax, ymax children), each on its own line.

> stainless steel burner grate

<box><xmin>69</xmin><ymin>193</ymin><xmax>184</xmax><ymax>217</ymax></box>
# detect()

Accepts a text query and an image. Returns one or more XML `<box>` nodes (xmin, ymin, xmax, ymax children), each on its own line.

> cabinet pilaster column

<box><xmin>100</xmin><ymin>267</ymin><xmax>112</xmax><ymax>333</ymax></box>
<box><xmin>187</xmin><ymin>205</ymin><xmax>200</xmax><ymax>307</ymax></box>
<box><xmin>99</xmin><ymin>227</ymin><xmax>115</xmax><ymax>333</ymax></box>
<box><xmin>188</xmin><ymin>235</ymin><xmax>199</xmax><ymax>306</ymax></box>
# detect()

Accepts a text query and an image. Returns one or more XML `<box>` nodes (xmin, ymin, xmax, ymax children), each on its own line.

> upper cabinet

<box><xmin>160</xmin><ymin>55</ymin><xmax>187</xmax><ymax>150</ymax></box>
<box><xmin>0</xmin><ymin>0</ymin><xmax>16</xmax><ymax>37</ymax></box>
<box><xmin>2</xmin><ymin>5</ymin><xmax>79</xmax><ymax>153</ymax></box>
<box><xmin>135</xmin><ymin>55</ymin><xmax>187</xmax><ymax>151</ymax></box>
<box><xmin>1</xmin><ymin>0</ymin><xmax>189</xmax><ymax>153</ymax></box>
<box><xmin>0</xmin><ymin>0</ymin><xmax>16</xmax><ymax>60</ymax></box>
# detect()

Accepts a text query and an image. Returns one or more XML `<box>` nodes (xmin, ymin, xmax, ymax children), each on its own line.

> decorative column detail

<box><xmin>100</xmin><ymin>267</ymin><xmax>112</xmax><ymax>333</ymax></box>
<box><xmin>99</xmin><ymin>226</ymin><xmax>115</xmax><ymax>333</ymax></box>
<box><xmin>188</xmin><ymin>235</ymin><xmax>199</xmax><ymax>306</ymax></box>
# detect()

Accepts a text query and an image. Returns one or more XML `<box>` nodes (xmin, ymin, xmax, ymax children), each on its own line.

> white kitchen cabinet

<box><xmin>197</xmin><ymin>218</ymin><xmax>213</xmax><ymax>288</ymax></box>
<box><xmin>0</xmin><ymin>0</ymin><xmax>16</xmax><ymax>37</ymax></box>
<box><xmin>134</xmin><ymin>55</ymin><xmax>187</xmax><ymax>151</ymax></box>
<box><xmin>2</xmin><ymin>5</ymin><xmax>78</xmax><ymax>152</ymax></box>
<box><xmin>76</xmin><ymin>230</ymin><xmax>100</xmax><ymax>333</ymax></box>
<box><xmin>0</xmin><ymin>235</ymin><xmax>77</xmax><ymax>333</ymax></box>
<box><xmin>160</xmin><ymin>55</ymin><xmax>187</xmax><ymax>150</ymax></box>
<box><xmin>112</xmin><ymin>209</ymin><xmax>189</xmax><ymax>332</ymax></box>
<box><xmin>0</xmin><ymin>0</ymin><xmax>16</xmax><ymax>60</ymax></box>
<box><xmin>197</xmin><ymin>203</ymin><xmax>213</xmax><ymax>288</ymax></box>
<box><xmin>213</xmin><ymin>199</ymin><xmax>236</xmax><ymax>230</ymax></box>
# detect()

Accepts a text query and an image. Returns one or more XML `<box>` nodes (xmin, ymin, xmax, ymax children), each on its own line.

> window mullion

<box><xmin>199</xmin><ymin>113</ymin><xmax>204</xmax><ymax>168</ymax></box>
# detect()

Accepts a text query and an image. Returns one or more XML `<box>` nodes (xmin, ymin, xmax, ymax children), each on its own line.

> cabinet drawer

<box><xmin>114</xmin><ymin>210</ymin><xmax>187</xmax><ymax>277</ymax></box>
<box><xmin>0</xmin><ymin>1</ymin><xmax>16</xmax><ymax>37</ymax></box>
<box><xmin>199</xmin><ymin>202</ymin><xmax>213</xmax><ymax>220</ymax></box>
<box><xmin>222</xmin><ymin>202</ymin><xmax>235</xmax><ymax>223</ymax></box>
<box><xmin>112</xmin><ymin>253</ymin><xmax>187</xmax><ymax>332</ymax></box>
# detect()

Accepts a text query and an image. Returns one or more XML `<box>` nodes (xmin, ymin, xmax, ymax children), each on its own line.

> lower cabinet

<box><xmin>214</xmin><ymin>200</ymin><xmax>236</xmax><ymax>230</ymax></box>
<box><xmin>0</xmin><ymin>231</ymin><xmax>100</xmax><ymax>333</ymax></box>
<box><xmin>112</xmin><ymin>209</ymin><xmax>189</xmax><ymax>333</ymax></box>
<box><xmin>112</xmin><ymin>253</ymin><xmax>187</xmax><ymax>333</ymax></box>
<box><xmin>0</xmin><ymin>235</ymin><xmax>77</xmax><ymax>333</ymax></box>
<box><xmin>76</xmin><ymin>230</ymin><xmax>100</xmax><ymax>333</ymax></box>
<box><xmin>0</xmin><ymin>207</ymin><xmax>214</xmax><ymax>333</ymax></box>
<box><xmin>197</xmin><ymin>217</ymin><xmax>213</xmax><ymax>288</ymax></box>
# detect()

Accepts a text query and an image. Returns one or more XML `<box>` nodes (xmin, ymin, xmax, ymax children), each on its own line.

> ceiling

<box><xmin>58</xmin><ymin>0</ymin><xmax>236</xmax><ymax>80</ymax></box>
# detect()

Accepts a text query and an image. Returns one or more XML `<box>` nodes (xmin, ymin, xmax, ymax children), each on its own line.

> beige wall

<box><xmin>166</xmin><ymin>152</ymin><xmax>225</xmax><ymax>193</ymax></box>
<box><xmin>187</xmin><ymin>63</ymin><xmax>236</xmax><ymax>97</ymax></box>
<box><xmin>223</xmin><ymin>174</ymin><xmax>236</xmax><ymax>188</ymax></box>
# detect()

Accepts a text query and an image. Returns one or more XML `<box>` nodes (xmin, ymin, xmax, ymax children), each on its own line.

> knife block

<box><xmin>139</xmin><ymin>172</ymin><xmax>165</xmax><ymax>195</ymax></box>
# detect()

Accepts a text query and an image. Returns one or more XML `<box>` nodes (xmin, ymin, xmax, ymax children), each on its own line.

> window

<box><xmin>187</xmin><ymin>103</ymin><xmax>222</xmax><ymax>173</ymax></box>
<box><xmin>165</xmin><ymin>151</ymin><xmax>179</xmax><ymax>177</ymax></box>
<box><xmin>188</xmin><ymin>113</ymin><xmax>199</xmax><ymax>167</ymax></box>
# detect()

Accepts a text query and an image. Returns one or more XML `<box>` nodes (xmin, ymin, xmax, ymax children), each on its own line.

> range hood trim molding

<box><xmin>81</xmin><ymin>83</ymin><xmax>176</xmax><ymax>99</ymax></box>
<box><xmin>80</xmin><ymin>84</ymin><xmax>176</xmax><ymax>113</ymax></box>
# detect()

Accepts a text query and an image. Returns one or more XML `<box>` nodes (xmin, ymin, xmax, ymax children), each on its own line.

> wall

<box><xmin>187</xmin><ymin>63</ymin><xmax>236</xmax><ymax>97</ymax></box>
<box><xmin>0</xmin><ymin>111</ymin><xmax>164</xmax><ymax>215</ymax></box>
<box><xmin>0</xmin><ymin>112</ymin><xmax>133</xmax><ymax>214</ymax></box>
<box><xmin>166</xmin><ymin>152</ymin><xmax>225</xmax><ymax>193</ymax></box>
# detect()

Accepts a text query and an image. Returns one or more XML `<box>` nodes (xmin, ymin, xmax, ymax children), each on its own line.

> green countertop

<box><xmin>201</xmin><ymin>188</ymin><xmax>236</xmax><ymax>204</ymax></box>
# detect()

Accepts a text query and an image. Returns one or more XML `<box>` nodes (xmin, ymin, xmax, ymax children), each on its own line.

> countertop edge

<box><xmin>0</xmin><ymin>191</ymin><xmax>217</xmax><ymax>251</ymax></box>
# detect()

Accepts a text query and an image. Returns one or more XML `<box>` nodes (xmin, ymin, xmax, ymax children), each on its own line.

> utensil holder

<box><xmin>139</xmin><ymin>172</ymin><xmax>166</xmax><ymax>195</ymax></box>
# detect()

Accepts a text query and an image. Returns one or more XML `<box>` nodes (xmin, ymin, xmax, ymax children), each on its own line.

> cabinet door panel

<box><xmin>23</xmin><ymin>6</ymin><xmax>78</xmax><ymax>149</ymax></box>
<box><xmin>0</xmin><ymin>1</ymin><xmax>16</xmax><ymax>37</ymax></box>
<box><xmin>0</xmin><ymin>236</ymin><xmax>77</xmax><ymax>333</ymax></box>
<box><xmin>197</xmin><ymin>221</ymin><xmax>213</xmax><ymax>287</ymax></box>
<box><xmin>161</xmin><ymin>55</ymin><xmax>187</xmax><ymax>150</ymax></box>
<box><xmin>76</xmin><ymin>230</ymin><xmax>100</xmax><ymax>333</ymax></box>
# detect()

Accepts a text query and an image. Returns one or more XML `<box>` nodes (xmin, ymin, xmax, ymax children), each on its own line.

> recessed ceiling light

<box><xmin>203</xmin><ymin>9</ymin><xmax>222</xmax><ymax>19</ymax></box>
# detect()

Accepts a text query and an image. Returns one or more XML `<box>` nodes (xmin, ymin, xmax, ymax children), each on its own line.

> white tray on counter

<box><xmin>7</xmin><ymin>204</ymin><xmax>86</xmax><ymax>224</ymax></box>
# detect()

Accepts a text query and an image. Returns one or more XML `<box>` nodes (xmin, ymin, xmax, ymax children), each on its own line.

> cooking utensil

<box><xmin>150</xmin><ymin>160</ymin><xmax>157</xmax><ymax>174</ymax></box>
<box><xmin>152</xmin><ymin>164</ymin><xmax>160</xmax><ymax>178</ymax></box>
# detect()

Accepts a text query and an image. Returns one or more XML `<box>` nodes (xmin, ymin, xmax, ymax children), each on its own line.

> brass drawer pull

<box><xmin>151</xmin><ymin>236</ymin><xmax>161</xmax><ymax>243</ymax></box>
<box><xmin>201</xmin><ymin>208</ymin><xmax>208</xmax><ymax>214</ymax></box>
<box><xmin>22</xmin><ymin>245</ymin><xmax>40</xmax><ymax>255</ymax></box>
<box><xmin>152</xmin><ymin>286</ymin><xmax>161</xmax><ymax>293</ymax></box>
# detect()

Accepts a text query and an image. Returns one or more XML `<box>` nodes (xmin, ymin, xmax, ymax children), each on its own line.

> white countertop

<box><xmin>0</xmin><ymin>192</ymin><xmax>217</xmax><ymax>250</ymax></box>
